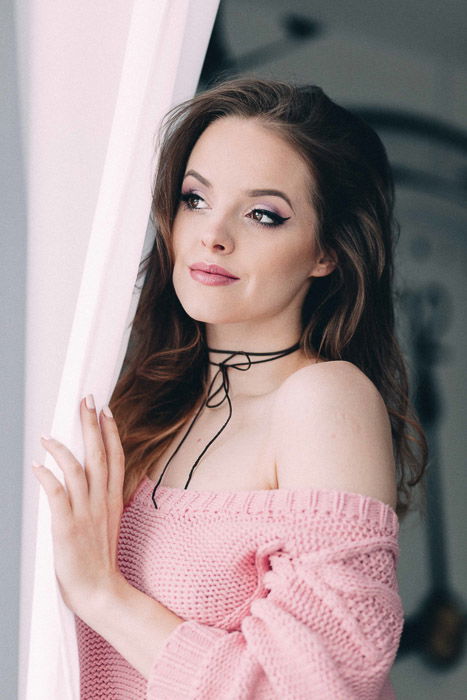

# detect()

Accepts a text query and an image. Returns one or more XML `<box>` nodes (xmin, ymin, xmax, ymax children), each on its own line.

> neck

<box><xmin>204</xmin><ymin>323</ymin><xmax>312</xmax><ymax>399</ymax></box>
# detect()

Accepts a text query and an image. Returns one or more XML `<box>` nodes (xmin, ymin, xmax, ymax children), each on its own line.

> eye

<box><xmin>180</xmin><ymin>191</ymin><xmax>207</xmax><ymax>210</ymax></box>
<box><xmin>247</xmin><ymin>208</ymin><xmax>290</xmax><ymax>228</ymax></box>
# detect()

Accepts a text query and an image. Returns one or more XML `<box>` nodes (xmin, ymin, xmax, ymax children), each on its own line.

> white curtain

<box><xmin>18</xmin><ymin>1</ymin><xmax>220</xmax><ymax>697</ymax></box>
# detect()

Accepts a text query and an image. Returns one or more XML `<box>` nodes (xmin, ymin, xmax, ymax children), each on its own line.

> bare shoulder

<box><xmin>277</xmin><ymin>359</ymin><xmax>379</xmax><ymax>401</ymax></box>
<box><xmin>275</xmin><ymin>360</ymin><xmax>388</xmax><ymax>422</ymax></box>
<box><xmin>272</xmin><ymin>360</ymin><xmax>397</xmax><ymax>510</ymax></box>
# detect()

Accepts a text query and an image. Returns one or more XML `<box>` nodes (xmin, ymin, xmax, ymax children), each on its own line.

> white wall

<box><xmin>1</xmin><ymin>2</ymin><xmax>26</xmax><ymax>697</ymax></box>
<box><xmin>4</xmin><ymin>0</ymin><xmax>138</xmax><ymax>687</ymax></box>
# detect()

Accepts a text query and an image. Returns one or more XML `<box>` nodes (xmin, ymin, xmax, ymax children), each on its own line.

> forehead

<box><xmin>185</xmin><ymin>116</ymin><xmax>313</xmax><ymax>196</ymax></box>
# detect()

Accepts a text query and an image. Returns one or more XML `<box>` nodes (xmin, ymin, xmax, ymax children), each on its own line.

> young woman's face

<box><xmin>171</xmin><ymin>116</ymin><xmax>334</xmax><ymax>330</ymax></box>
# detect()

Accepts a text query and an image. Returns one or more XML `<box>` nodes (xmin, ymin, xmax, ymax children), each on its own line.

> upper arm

<box><xmin>273</xmin><ymin>361</ymin><xmax>397</xmax><ymax>510</ymax></box>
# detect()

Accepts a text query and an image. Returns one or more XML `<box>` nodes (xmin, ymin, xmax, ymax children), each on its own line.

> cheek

<box><xmin>171</xmin><ymin>222</ymin><xmax>192</xmax><ymax>282</ymax></box>
<box><xmin>171</xmin><ymin>218</ymin><xmax>183</xmax><ymax>257</ymax></box>
<box><xmin>172</xmin><ymin>253</ymin><xmax>186</xmax><ymax>295</ymax></box>
<box><xmin>263</xmin><ymin>239</ymin><xmax>315</xmax><ymax>281</ymax></box>
<box><xmin>171</xmin><ymin>225</ymin><xmax>186</xmax><ymax>285</ymax></box>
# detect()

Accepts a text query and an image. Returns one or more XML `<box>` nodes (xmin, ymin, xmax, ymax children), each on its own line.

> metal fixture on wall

<box><xmin>355</xmin><ymin>108</ymin><xmax>467</xmax><ymax>207</ymax></box>
<box><xmin>396</xmin><ymin>286</ymin><xmax>466</xmax><ymax>668</ymax></box>
<box><xmin>199</xmin><ymin>6</ymin><xmax>321</xmax><ymax>88</ymax></box>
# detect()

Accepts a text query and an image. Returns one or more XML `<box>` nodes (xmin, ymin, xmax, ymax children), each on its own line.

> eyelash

<box><xmin>179</xmin><ymin>192</ymin><xmax>290</xmax><ymax>228</ymax></box>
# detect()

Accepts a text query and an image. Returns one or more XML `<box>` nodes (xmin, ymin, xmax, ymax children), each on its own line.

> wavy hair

<box><xmin>109</xmin><ymin>77</ymin><xmax>427</xmax><ymax>518</ymax></box>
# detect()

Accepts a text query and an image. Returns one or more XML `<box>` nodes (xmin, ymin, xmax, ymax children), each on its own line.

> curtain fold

<box><xmin>19</xmin><ymin>1</ymin><xmax>219</xmax><ymax>697</ymax></box>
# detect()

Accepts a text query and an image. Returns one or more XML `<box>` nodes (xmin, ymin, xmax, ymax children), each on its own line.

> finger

<box><xmin>99</xmin><ymin>406</ymin><xmax>125</xmax><ymax>509</ymax></box>
<box><xmin>80</xmin><ymin>395</ymin><xmax>108</xmax><ymax>503</ymax></box>
<box><xmin>40</xmin><ymin>436</ymin><xmax>89</xmax><ymax>517</ymax></box>
<box><xmin>33</xmin><ymin>464</ymin><xmax>73</xmax><ymax>529</ymax></box>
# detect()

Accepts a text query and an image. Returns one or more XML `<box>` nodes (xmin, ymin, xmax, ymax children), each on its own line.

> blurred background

<box><xmin>2</xmin><ymin>0</ymin><xmax>466</xmax><ymax>697</ymax></box>
<box><xmin>198</xmin><ymin>4</ymin><xmax>467</xmax><ymax>697</ymax></box>
<box><xmin>195</xmin><ymin>6</ymin><xmax>467</xmax><ymax>695</ymax></box>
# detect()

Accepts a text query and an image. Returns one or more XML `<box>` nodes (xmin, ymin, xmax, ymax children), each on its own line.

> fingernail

<box><xmin>85</xmin><ymin>394</ymin><xmax>95</xmax><ymax>410</ymax></box>
<box><xmin>32</xmin><ymin>459</ymin><xmax>41</xmax><ymax>468</ymax></box>
<box><xmin>41</xmin><ymin>434</ymin><xmax>52</xmax><ymax>441</ymax></box>
<box><xmin>102</xmin><ymin>404</ymin><xmax>113</xmax><ymax>418</ymax></box>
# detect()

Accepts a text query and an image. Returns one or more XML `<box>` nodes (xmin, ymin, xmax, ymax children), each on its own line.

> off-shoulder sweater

<box><xmin>76</xmin><ymin>476</ymin><xmax>403</xmax><ymax>699</ymax></box>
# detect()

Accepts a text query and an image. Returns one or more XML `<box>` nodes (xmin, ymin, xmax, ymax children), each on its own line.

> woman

<box><xmin>34</xmin><ymin>78</ymin><xmax>426</xmax><ymax>699</ymax></box>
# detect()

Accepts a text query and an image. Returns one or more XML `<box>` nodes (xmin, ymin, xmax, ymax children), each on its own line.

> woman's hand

<box><xmin>33</xmin><ymin>394</ymin><xmax>126</xmax><ymax>621</ymax></box>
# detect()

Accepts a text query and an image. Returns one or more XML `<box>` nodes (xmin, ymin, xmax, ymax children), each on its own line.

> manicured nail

<box><xmin>32</xmin><ymin>459</ymin><xmax>41</xmax><ymax>468</ymax></box>
<box><xmin>41</xmin><ymin>434</ymin><xmax>52</xmax><ymax>441</ymax></box>
<box><xmin>102</xmin><ymin>404</ymin><xmax>113</xmax><ymax>418</ymax></box>
<box><xmin>85</xmin><ymin>394</ymin><xmax>95</xmax><ymax>410</ymax></box>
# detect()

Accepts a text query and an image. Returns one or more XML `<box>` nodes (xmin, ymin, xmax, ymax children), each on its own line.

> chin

<box><xmin>173</xmin><ymin>278</ymin><xmax>242</xmax><ymax>324</ymax></box>
<box><xmin>179</xmin><ymin>299</ymin><xmax>241</xmax><ymax>325</ymax></box>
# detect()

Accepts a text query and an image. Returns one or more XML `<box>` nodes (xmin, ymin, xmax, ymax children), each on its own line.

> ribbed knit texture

<box><xmin>76</xmin><ymin>477</ymin><xmax>403</xmax><ymax>699</ymax></box>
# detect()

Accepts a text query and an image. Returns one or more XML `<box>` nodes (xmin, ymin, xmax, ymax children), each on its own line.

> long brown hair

<box><xmin>110</xmin><ymin>77</ymin><xmax>427</xmax><ymax>518</ymax></box>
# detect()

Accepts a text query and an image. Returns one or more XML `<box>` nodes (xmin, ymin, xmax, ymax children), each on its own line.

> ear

<box><xmin>308</xmin><ymin>250</ymin><xmax>337</xmax><ymax>278</ymax></box>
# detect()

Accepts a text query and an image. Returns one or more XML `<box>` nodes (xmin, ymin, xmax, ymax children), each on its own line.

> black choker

<box><xmin>151</xmin><ymin>341</ymin><xmax>301</xmax><ymax>508</ymax></box>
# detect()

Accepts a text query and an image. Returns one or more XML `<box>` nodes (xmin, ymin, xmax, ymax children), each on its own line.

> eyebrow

<box><xmin>248</xmin><ymin>189</ymin><xmax>295</xmax><ymax>213</ymax></box>
<box><xmin>183</xmin><ymin>169</ymin><xmax>295</xmax><ymax>213</ymax></box>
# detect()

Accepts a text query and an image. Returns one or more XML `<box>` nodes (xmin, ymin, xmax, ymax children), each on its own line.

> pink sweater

<box><xmin>76</xmin><ymin>477</ymin><xmax>403</xmax><ymax>699</ymax></box>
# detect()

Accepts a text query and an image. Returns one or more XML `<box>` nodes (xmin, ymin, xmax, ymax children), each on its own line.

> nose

<box><xmin>201</xmin><ymin>219</ymin><xmax>234</xmax><ymax>254</ymax></box>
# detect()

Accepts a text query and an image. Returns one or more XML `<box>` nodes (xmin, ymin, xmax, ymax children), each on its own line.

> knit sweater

<box><xmin>76</xmin><ymin>476</ymin><xmax>403</xmax><ymax>699</ymax></box>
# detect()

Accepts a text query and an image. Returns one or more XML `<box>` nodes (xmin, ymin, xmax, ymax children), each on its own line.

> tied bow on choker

<box><xmin>151</xmin><ymin>341</ymin><xmax>301</xmax><ymax>509</ymax></box>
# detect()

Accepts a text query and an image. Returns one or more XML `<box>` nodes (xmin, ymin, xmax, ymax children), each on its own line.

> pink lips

<box><xmin>189</xmin><ymin>262</ymin><xmax>239</xmax><ymax>286</ymax></box>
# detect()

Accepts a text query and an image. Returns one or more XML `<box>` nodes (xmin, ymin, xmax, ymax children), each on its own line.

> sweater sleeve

<box><xmin>146</xmin><ymin>517</ymin><xmax>403</xmax><ymax>700</ymax></box>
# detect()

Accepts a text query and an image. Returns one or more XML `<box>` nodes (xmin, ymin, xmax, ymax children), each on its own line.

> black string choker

<box><xmin>151</xmin><ymin>340</ymin><xmax>301</xmax><ymax>509</ymax></box>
